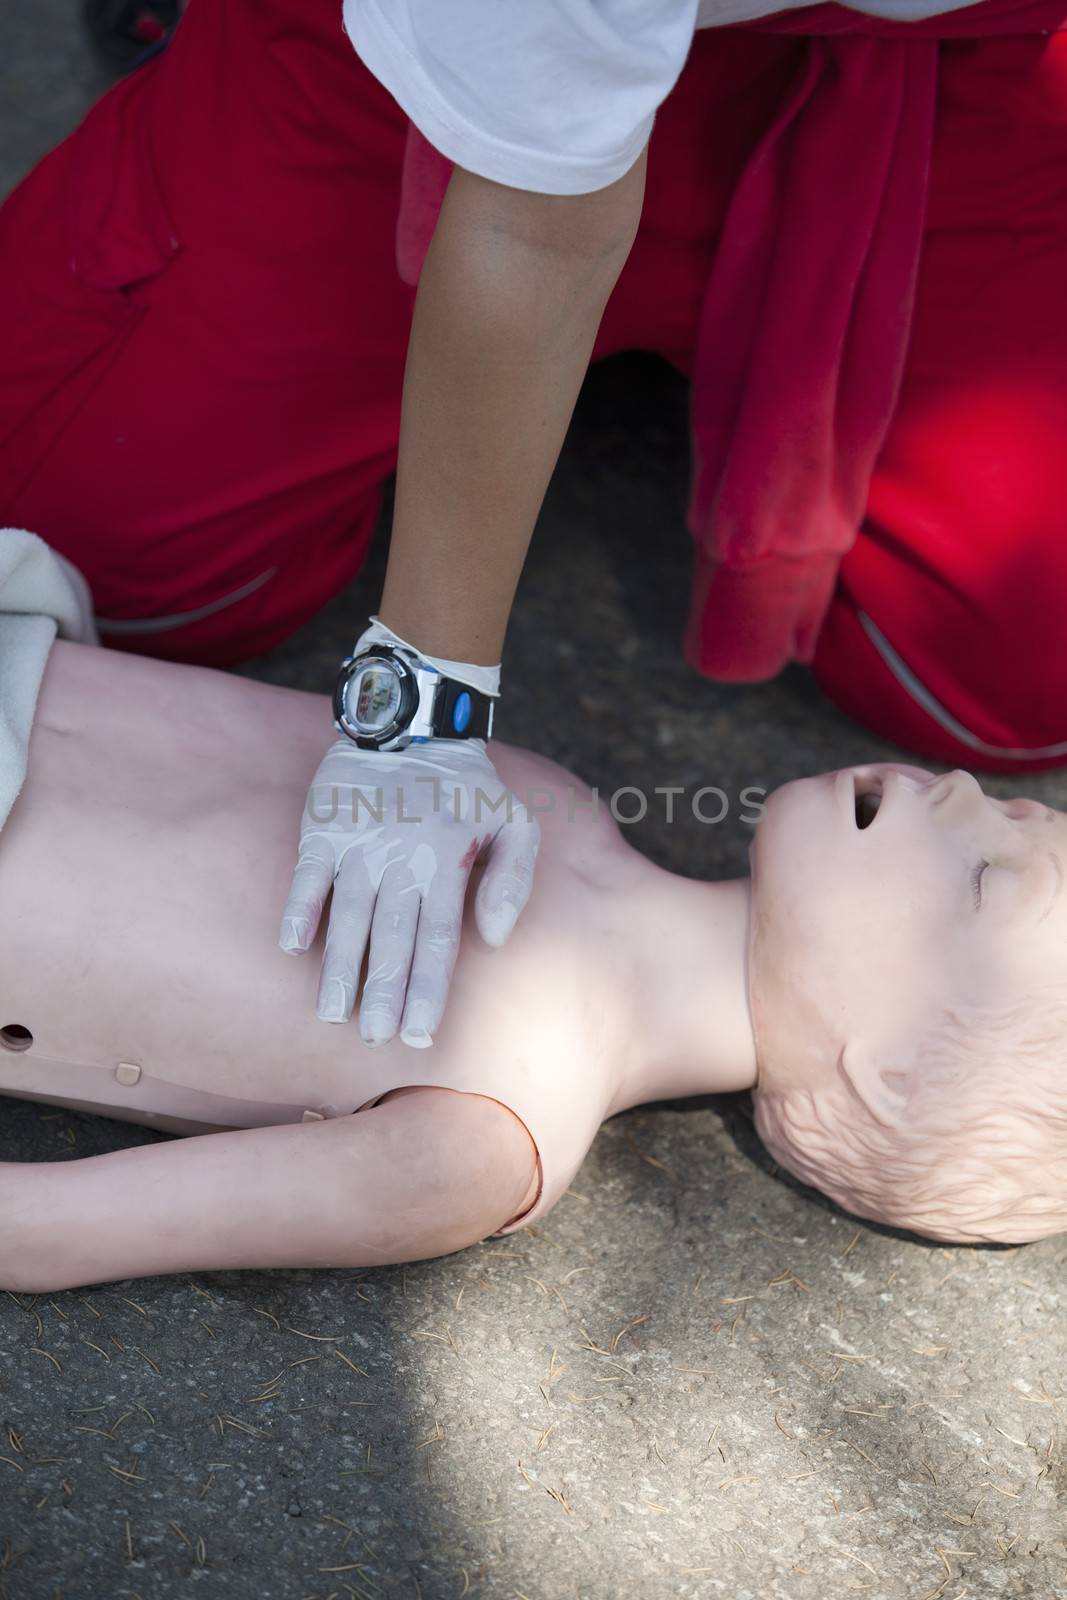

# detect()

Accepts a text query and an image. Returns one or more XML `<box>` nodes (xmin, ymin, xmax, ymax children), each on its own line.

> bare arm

<box><xmin>283</xmin><ymin>161</ymin><xmax>650</xmax><ymax>1043</ymax></box>
<box><xmin>0</xmin><ymin>1089</ymin><xmax>538</xmax><ymax>1291</ymax></box>
<box><xmin>378</xmin><ymin>149</ymin><xmax>649</xmax><ymax>664</ymax></box>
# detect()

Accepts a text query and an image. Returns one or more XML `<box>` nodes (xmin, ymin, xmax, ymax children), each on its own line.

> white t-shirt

<box><xmin>341</xmin><ymin>0</ymin><xmax>976</xmax><ymax>195</ymax></box>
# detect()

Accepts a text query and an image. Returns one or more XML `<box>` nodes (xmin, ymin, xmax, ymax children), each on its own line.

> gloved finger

<box><xmin>398</xmin><ymin>880</ymin><xmax>466</xmax><ymax>1048</ymax></box>
<box><xmin>316</xmin><ymin>868</ymin><xmax>376</xmax><ymax>1024</ymax></box>
<box><xmin>279</xmin><ymin>838</ymin><xmax>336</xmax><ymax>953</ymax></box>
<box><xmin>474</xmin><ymin>810</ymin><xmax>541</xmax><ymax>947</ymax></box>
<box><xmin>358</xmin><ymin>870</ymin><xmax>422</xmax><ymax>1046</ymax></box>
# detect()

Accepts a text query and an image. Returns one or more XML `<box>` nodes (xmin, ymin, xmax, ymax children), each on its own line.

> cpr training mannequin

<box><xmin>2</xmin><ymin>642</ymin><xmax>1065</xmax><ymax>1294</ymax></box>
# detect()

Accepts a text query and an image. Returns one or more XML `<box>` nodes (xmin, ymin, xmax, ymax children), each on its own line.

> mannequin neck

<box><xmin>611</xmin><ymin>871</ymin><xmax>757</xmax><ymax>1117</ymax></box>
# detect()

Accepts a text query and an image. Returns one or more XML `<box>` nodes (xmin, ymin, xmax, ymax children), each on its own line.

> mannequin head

<box><xmin>749</xmin><ymin>764</ymin><xmax>1067</xmax><ymax>1243</ymax></box>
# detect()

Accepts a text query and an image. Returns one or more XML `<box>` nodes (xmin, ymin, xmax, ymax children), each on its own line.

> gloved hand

<box><xmin>279</xmin><ymin>735</ymin><xmax>539</xmax><ymax>1047</ymax></box>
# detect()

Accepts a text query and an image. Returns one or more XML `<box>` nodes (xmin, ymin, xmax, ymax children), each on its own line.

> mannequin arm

<box><xmin>0</xmin><ymin>1088</ymin><xmax>539</xmax><ymax>1293</ymax></box>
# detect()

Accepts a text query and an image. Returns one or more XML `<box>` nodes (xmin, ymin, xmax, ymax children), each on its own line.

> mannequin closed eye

<box><xmin>971</xmin><ymin>850</ymin><xmax>1062</xmax><ymax>921</ymax></box>
<box><xmin>971</xmin><ymin>860</ymin><xmax>989</xmax><ymax>909</ymax></box>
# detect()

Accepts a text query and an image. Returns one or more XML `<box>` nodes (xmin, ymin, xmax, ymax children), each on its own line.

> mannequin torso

<box><xmin>0</xmin><ymin>641</ymin><xmax>754</xmax><ymax>1236</ymax></box>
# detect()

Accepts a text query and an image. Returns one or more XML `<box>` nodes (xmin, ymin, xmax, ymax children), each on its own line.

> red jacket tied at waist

<box><xmin>394</xmin><ymin>0</ymin><xmax>1067</xmax><ymax>681</ymax></box>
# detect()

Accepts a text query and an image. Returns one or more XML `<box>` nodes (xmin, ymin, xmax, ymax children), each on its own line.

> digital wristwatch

<box><xmin>333</xmin><ymin>643</ymin><xmax>495</xmax><ymax>752</ymax></box>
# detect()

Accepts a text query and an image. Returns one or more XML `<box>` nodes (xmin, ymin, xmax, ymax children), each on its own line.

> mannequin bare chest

<box><xmin>0</xmin><ymin>643</ymin><xmax>645</xmax><ymax>1138</ymax></box>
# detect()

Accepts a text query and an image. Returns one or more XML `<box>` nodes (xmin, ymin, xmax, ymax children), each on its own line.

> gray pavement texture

<box><xmin>1</xmin><ymin>10</ymin><xmax>1065</xmax><ymax>1600</ymax></box>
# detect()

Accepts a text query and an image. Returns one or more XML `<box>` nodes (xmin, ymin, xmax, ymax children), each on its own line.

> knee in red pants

<box><xmin>812</xmin><ymin>589</ymin><xmax>1067</xmax><ymax>776</ymax></box>
<box><xmin>813</xmin><ymin>33</ymin><xmax>1067</xmax><ymax>775</ymax></box>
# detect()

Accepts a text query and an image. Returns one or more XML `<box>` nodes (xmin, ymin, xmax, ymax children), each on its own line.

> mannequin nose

<box><xmin>926</xmin><ymin>768</ymin><xmax>985</xmax><ymax>818</ymax></box>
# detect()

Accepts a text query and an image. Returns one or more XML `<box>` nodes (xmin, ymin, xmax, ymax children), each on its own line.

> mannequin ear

<box><xmin>836</xmin><ymin>1039</ymin><xmax>909</xmax><ymax>1130</ymax></box>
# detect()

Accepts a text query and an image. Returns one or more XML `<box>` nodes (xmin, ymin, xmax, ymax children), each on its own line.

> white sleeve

<box><xmin>341</xmin><ymin>0</ymin><xmax>700</xmax><ymax>194</ymax></box>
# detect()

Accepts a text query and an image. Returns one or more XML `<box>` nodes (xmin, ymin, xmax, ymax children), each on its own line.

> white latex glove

<box><xmin>279</xmin><ymin>736</ymin><xmax>540</xmax><ymax>1047</ymax></box>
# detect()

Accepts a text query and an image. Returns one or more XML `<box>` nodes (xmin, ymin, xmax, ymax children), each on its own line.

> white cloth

<box><xmin>0</xmin><ymin>530</ymin><xmax>99</xmax><ymax>833</ymax></box>
<box><xmin>342</xmin><ymin>0</ymin><xmax>980</xmax><ymax>195</ymax></box>
<box><xmin>356</xmin><ymin>615</ymin><xmax>501</xmax><ymax>699</ymax></box>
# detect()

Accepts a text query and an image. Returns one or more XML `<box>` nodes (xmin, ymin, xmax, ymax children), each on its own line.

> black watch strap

<box><xmin>430</xmin><ymin>676</ymin><xmax>494</xmax><ymax>741</ymax></box>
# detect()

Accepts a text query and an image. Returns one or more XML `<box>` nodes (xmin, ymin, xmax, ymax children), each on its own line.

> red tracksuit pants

<box><xmin>1</xmin><ymin>0</ymin><xmax>1066</xmax><ymax>771</ymax></box>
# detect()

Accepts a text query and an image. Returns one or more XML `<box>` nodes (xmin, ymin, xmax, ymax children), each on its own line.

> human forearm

<box><xmin>292</xmin><ymin>166</ymin><xmax>646</xmax><ymax>1042</ymax></box>
<box><xmin>378</xmin><ymin>154</ymin><xmax>647</xmax><ymax>664</ymax></box>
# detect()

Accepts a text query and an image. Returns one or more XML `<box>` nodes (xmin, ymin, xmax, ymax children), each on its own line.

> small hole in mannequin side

<box><xmin>0</xmin><ymin>1024</ymin><xmax>33</xmax><ymax>1053</ymax></box>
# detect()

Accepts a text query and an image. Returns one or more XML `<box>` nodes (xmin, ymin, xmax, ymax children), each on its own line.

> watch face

<box><xmin>348</xmin><ymin>661</ymin><xmax>403</xmax><ymax>733</ymax></box>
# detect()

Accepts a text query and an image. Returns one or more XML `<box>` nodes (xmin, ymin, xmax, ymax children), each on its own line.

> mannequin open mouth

<box><xmin>853</xmin><ymin>773</ymin><xmax>884</xmax><ymax>829</ymax></box>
